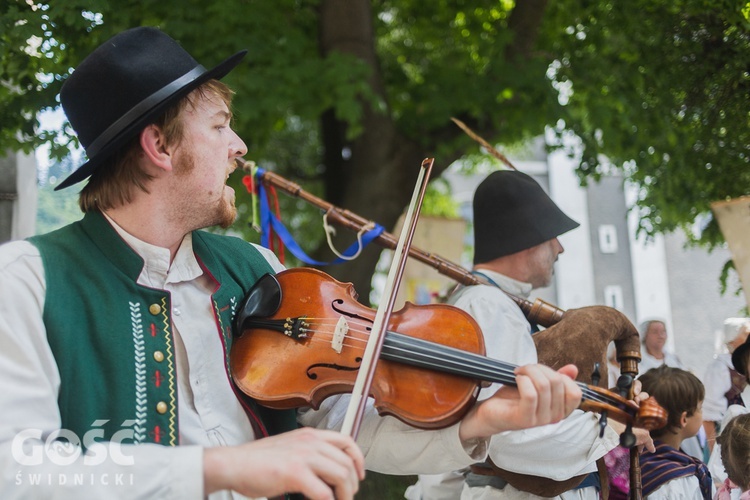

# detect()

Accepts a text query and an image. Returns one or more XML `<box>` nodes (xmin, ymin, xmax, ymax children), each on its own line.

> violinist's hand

<box><xmin>203</xmin><ymin>427</ymin><xmax>365</xmax><ymax>500</ymax></box>
<box><xmin>458</xmin><ymin>363</ymin><xmax>582</xmax><ymax>441</ymax></box>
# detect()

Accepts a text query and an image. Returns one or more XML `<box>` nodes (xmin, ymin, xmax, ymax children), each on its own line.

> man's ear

<box><xmin>140</xmin><ymin>124</ymin><xmax>173</xmax><ymax>172</ymax></box>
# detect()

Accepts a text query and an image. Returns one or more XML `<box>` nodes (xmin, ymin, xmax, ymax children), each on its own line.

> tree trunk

<box><xmin>316</xmin><ymin>0</ymin><xmax>550</xmax><ymax>303</ymax></box>
<box><xmin>318</xmin><ymin>0</ymin><xmax>428</xmax><ymax>303</ymax></box>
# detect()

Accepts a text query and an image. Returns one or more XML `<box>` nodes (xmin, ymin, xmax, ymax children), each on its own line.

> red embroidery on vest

<box><xmin>150</xmin><ymin>426</ymin><xmax>163</xmax><ymax>444</ymax></box>
<box><xmin>150</xmin><ymin>323</ymin><xmax>157</xmax><ymax>337</ymax></box>
<box><xmin>153</xmin><ymin>370</ymin><xmax>163</xmax><ymax>388</ymax></box>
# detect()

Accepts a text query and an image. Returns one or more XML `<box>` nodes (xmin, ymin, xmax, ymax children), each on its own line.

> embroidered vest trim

<box><xmin>29</xmin><ymin>211</ymin><xmax>296</xmax><ymax>446</ymax></box>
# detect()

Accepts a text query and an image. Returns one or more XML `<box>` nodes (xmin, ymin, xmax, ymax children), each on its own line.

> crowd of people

<box><xmin>1</xmin><ymin>25</ymin><xmax>748</xmax><ymax>500</ymax></box>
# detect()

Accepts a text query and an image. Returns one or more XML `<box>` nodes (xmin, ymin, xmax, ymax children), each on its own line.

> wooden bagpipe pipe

<box><xmin>237</xmin><ymin>158</ymin><xmax>653</xmax><ymax>499</ymax></box>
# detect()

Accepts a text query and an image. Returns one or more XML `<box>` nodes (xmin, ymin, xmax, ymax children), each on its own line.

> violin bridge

<box><xmin>331</xmin><ymin>316</ymin><xmax>348</xmax><ymax>353</ymax></box>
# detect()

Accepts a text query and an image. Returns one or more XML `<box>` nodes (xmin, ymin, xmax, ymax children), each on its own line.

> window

<box><xmin>604</xmin><ymin>285</ymin><xmax>623</xmax><ymax>311</ymax></box>
<box><xmin>598</xmin><ymin>225</ymin><xmax>618</xmax><ymax>253</ymax></box>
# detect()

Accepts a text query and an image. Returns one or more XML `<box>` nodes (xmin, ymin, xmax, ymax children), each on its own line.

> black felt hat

<box><xmin>732</xmin><ymin>336</ymin><xmax>750</xmax><ymax>376</ymax></box>
<box><xmin>472</xmin><ymin>170</ymin><xmax>579</xmax><ymax>264</ymax></box>
<box><xmin>56</xmin><ymin>26</ymin><xmax>246</xmax><ymax>190</ymax></box>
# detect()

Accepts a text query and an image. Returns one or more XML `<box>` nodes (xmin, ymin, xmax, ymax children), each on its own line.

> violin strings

<box><xmin>291</xmin><ymin>319</ymin><xmax>618</xmax><ymax>408</ymax></box>
<box><xmin>298</xmin><ymin>319</ymin><xmax>517</xmax><ymax>379</ymax></box>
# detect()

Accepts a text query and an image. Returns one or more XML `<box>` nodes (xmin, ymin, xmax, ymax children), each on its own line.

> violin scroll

<box><xmin>580</xmin><ymin>385</ymin><xmax>667</xmax><ymax>431</ymax></box>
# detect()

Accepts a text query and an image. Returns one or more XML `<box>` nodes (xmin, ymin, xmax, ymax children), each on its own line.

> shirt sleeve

<box><xmin>486</xmin><ymin>410</ymin><xmax>618</xmax><ymax>479</ymax></box>
<box><xmin>0</xmin><ymin>241</ymin><xmax>204</xmax><ymax>499</ymax></box>
<box><xmin>297</xmin><ymin>395</ymin><xmax>487</xmax><ymax>475</ymax></box>
<box><xmin>450</xmin><ymin>284</ymin><xmax>619</xmax><ymax>479</ymax></box>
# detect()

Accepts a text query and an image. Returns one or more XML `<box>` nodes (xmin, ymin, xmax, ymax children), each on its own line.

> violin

<box><xmin>230</xmin><ymin>267</ymin><xmax>667</xmax><ymax>432</ymax></box>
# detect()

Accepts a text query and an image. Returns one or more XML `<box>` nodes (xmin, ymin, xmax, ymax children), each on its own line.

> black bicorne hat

<box><xmin>472</xmin><ymin>170</ymin><xmax>579</xmax><ymax>264</ymax></box>
<box><xmin>56</xmin><ymin>26</ymin><xmax>246</xmax><ymax>190</ymax></box>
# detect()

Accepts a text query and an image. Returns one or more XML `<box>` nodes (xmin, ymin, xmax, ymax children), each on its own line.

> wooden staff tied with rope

<box><xmin>237</xmin><ymin>157</ymin><xmax>565</xmax><ymax>328</ymax></box>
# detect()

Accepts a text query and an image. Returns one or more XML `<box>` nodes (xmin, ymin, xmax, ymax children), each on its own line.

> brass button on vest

<box><xmin>153</xmin><ymin>351</ymin><xmax>165</xmax><ymax>362</ymax></box>
<box><xmin>156</xmin><ymin>401</ymin><xmax>168</xmax><ymax>414</ymax></box>
<box><xmin>149</xmin><ymin>303</ymin><xmax>161</xmax><ymax>315</ymax></box>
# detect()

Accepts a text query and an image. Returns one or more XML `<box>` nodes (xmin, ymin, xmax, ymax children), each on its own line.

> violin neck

<box><xmin>381</xmin><ymin>331</ymin><xmax>605</xmax><ymax>407</ymax></box>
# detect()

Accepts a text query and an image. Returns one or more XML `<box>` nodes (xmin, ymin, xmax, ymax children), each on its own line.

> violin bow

<box><xmin>340</xmin><ymin>158</ymin><xmax>435</xmax><ymax>439</ymax></box>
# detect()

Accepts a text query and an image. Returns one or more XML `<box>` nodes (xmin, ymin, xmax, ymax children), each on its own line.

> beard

<box><xmin>216</xmin><ymin>188</ymin><xmax>238</xmax><ymax>229</ymax></box>
<box><xmin>174</xmin><ymin>151</ymin><xmax>238</xmax><ymax>230</ymax></box>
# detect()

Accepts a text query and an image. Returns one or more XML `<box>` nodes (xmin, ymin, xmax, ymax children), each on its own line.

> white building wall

<box><xmin>547</xmin><ymin>148</ymin><xmax>596</xmax><ymax>310</ymax></box>
<box><xmin>625</xmin><ymin>183</ymin><xmax>675</xmax><ymax>352</ymax></box>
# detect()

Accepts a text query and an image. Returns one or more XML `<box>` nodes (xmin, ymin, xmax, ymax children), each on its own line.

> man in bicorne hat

<box><xmin>0</xmin><ymin>27</ymin><xmax>584</xmax><ymax>499</ymax></box>
<box><xmin>408</xmin><ymin>170</ymin><xmax>653</xmax><ymax>500</ymax></box>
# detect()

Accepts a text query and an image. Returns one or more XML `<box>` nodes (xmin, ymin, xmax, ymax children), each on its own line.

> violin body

<box><xmin>231</xmin><ymin>267</ymin><xmax>485</xmax><ymax>429</ymax></box>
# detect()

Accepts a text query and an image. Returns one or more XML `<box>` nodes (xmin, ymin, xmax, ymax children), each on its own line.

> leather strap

<box><xmin>468</xmin><ymin>458</ymin><xmax>597</xmax><ymax>497</ymax></box>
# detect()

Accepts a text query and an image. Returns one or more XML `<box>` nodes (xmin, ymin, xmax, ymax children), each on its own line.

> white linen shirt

<box><xmin>643</xmin><ymin>475</ymin><xmax>714</xmax><ymax>500</ymax></box>
<box><xmin>637</xmin><ymin>349</ymin><xmax>684</xmax><ymax>376</ymax></box>
<box><xmin>410</xmin><ymin>270</ymin><xmax>619</xmax><ymax>500</ymax></box>
<box><xmin>702</xmin><ymin>353</ymin><xmax>736</xmax><ymax>423</ymax></box>
<box><xmin>0</xmin><ymin>219</ymin><xmax>485</xmax><ymax>500</ymax></box>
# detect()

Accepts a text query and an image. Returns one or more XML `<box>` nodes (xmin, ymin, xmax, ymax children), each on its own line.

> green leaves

<box><xmin>3</xmin><ymin>0</ymin><xmax>749</xmax><ymax>291</ymax></box>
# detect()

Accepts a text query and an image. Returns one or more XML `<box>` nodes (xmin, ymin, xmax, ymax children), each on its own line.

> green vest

<box><xmin>29</xmin><ymin>211</ymin><xmax>297</xmax><ymax>447</ymax></box>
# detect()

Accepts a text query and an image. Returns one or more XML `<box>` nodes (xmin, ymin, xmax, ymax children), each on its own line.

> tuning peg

<box><xmin>619</xmin><ymin>423</ymin><xmax>637</xmax><ymax>448</ymax></box>
<box><xmin>598</xmin><ymin>410</ymin><xmax>608</xmax><ymax>438</ymax></box>
<box><xmin>616</xmin><ymin>373</ymin><xmax>634</xmax><ymax>398</ymax></box>
<box><xmin>591</xmin><ymin>363</ymin><xmax>601</xmax><ymax>387</ymax></box>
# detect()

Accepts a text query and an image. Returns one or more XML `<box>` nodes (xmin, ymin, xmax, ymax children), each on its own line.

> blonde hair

<box><xmin>718</xmin><ymin>413</ymin><xmax>750</xmax><ymax>491</ymax></box>
<box><xmin>79</xmin><ymin>79</ymin><xmax>234</xmax><ymax>212</ymax></box>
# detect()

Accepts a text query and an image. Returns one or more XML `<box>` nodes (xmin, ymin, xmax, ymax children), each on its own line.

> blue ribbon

<box><xmin>256</xmin><ymin>167</ymin><xmax>385</xmax><ymax>266</ymax></box>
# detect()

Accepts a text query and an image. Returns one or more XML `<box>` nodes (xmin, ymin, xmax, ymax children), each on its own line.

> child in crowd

<box><xmin>714</xmin><ymin>411</ymin><xmax>750</xmax><ymax>499</ymax></box>
<box><xmin>708</xmin><ymin>405</ymin><xmax>747</xmax><ymax>494</ymax></box>
<box><xmin>638</xmin><ymin>365</ymin><xmax>714</xmax><ymax>499</ymax></box>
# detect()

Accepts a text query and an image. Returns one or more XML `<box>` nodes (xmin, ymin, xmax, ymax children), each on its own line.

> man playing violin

<box><xmin>408</xmin><ymin>170</ymin><xmax>654</xmax><ymax>500</ymax></box>
<box><xmin>0</xmin><ymin>27</ymin><xmax>584</xmax><ymax>500</ymax></box>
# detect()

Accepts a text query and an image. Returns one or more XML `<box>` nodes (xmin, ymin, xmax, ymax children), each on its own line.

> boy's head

<box><xmin>638</xmin><ymin>365</ymin><xmax>705</xmax><ymax>440</ymax></box>
<box><xmin>718</xmin><ymin>412</ymin><xmax>750</xmax><ymax>491</ymax></box>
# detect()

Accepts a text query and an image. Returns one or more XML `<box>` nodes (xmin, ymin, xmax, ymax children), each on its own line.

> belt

<box><xmin>466</xmin><ymin>464</ymin><xmax>600</xmax><ymax>493</ymax></box>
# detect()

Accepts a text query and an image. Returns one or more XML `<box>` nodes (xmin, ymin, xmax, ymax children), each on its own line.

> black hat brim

<box><xmin>55</xmin><ymin>50</ymin><xmax>247</xmax><ymax>191</ymax></box>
